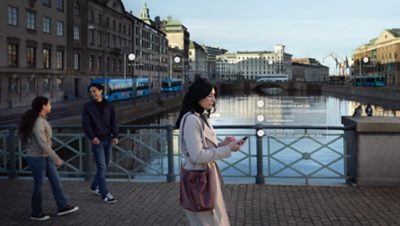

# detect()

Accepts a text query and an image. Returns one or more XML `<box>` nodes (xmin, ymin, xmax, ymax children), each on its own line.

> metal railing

<box><xmin>0</xmin><ymin>124</ymin><xmax>353</xmax><ymax>185</ymax></box>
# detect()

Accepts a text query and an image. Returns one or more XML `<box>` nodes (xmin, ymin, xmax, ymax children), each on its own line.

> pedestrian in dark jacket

<box><xmin>365</xmin><ymin>104</ymin><xmax>373</xmax><ymax>116</ymax></box>
<box><xmin>82</xmin><ymin>83</ymin><xmax>118</xmax><ymax>203</ymax></box>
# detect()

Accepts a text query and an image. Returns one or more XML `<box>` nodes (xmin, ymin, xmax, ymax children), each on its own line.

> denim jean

<box><xmin>91</xmin><ymin>138</ymin><xmax>112</xmax><ymax>198</ymax></box>
<box><xmin>25</xmin><ymin>156</ymin><xmax>67</xmax><ymax>216</ymax></box>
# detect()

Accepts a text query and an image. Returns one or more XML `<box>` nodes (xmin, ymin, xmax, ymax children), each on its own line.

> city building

<box><xmin>136</xmin><ymin>3</ymin><xmax>169</xmax><ymax>89</ymax></box>
<box><xmin>77</xmin><ymin>0</ymin><xmax>133</xmax><ymax>99</ymax></box>
<box><xmin>202</xmin><ymin>45</ymin><xmax>227</xmax><ymax>80</ymax></box>
<box><xmin>1</xmin><ymin>0</ymin><xmax>68</xmax><ymax>108</ymax></box>
<box><xmin>188</xmin><ymin>41</ymin><xmax>208</xmax><ymax>81</ymax></box>
<box><xmin>158</xmin><ymin>16</ymin><xmax>190</xmax><ymax>82</ymax></box>
<box><xmin>352</xmin><ymin>28</ymin><xmax>400</xmax><ymax>86</ymax></box>
<box><xmin>216</xmin><ymin>44</ymin><xmax>292</xmax><ymax>80</ymax></box>
<box><xmin>292</xmin><ymin>58</ymin><xmax>329</xmax><ymax>82</ymax></box>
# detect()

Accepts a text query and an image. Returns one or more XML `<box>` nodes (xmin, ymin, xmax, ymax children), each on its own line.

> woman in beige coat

<box><xmin>176</xmin><ymin>78</ymin><xmax>244</xmax><ymax>226</ymax></box>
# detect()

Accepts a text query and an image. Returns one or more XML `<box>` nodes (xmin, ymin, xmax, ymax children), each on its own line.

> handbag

<box><xmin>179</xmin><ymin>113</ymin><xmax>215</xmax><ymax>211</ymax></box>
<box><xmin>180</xmin><ymin>164</ymin><xmax>214</xmax><ymax>211</ymax></box>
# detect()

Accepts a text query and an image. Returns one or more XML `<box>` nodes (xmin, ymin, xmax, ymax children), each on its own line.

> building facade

<box><xmin>188</xmin><ymin>41</ymin><xmax>208</xmax><ymax>81</ymax></box>
<box><xmin>1</xmin><ymin>0</ymin><xmax>68</xmax><ymax>108</ymax></box>
<box><xmin>292</xmin><ymin>58</ymin><xmax>329</xmax><ymax>82</ymax></box>
<box><xmin>216</xmin><ymin>45</ymin><xmax>292</xmax><ymax>80</ymax></box>
<box><xmin>202</xmin><ymin>45</ymin><xmax>227</xmax><ymax>80</ymax></box>
<box><xmin>352</xmin><ymin>29</ymin><xmax>400</xmax><ymax>86</ymax></box>
<box><xmin>158</xmin><ymin>16</ymin><xmax>190</xmax><ymax>83</ymax></box>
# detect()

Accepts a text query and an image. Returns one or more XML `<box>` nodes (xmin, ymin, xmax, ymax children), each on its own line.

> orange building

<box><xmin>352</xmin><ymin>29</ymin><xmax>400</xmax><ymax>86</ymax></box>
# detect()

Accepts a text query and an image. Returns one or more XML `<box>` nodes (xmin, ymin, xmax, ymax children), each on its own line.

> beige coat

<box><xmin>180</xmin><ymin>112</ymin><xmax>231</xmax><ymax>226</ymax></box>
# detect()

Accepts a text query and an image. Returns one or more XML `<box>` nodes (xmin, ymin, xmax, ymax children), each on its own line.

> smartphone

<box><xmin>238</xmin><ymin>136</ymin><xmax>248</xmax><ymax>145</ymax></box>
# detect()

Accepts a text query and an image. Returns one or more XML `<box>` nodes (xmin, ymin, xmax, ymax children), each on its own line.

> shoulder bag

<box><xmin>179</xmin><ymin>113</ymin><xmax>215</xmax><ymax>212</ymax></box>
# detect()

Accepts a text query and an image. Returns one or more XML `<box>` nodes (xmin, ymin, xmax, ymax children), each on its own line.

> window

<box><xmin>28</xmin><ymin>78</ymin><xmax>36</xmax><ymax>92</ymax></box>
<box><xmin>56</xmin><ymin>0</ymin><xmax>64</xmax><ymax>10</ymax></box>
<box><xmin>90</xmin><ymin>10</ymin><xmax>94</xmax><ymax>22</ymax></box>
<box><xmin>89</xmin><ymin>55</ymin><xmax>94</xmax><ymax>71</ymax></box>
<box><xmin>8</xmin><ymin>6</ymin><xmax>18</xmax><ymax>26</ymax></box>
<box><xmin>97</xmin><ymin>57</ymin><xmax>101</xmax><ymax>72</ymax></box>
<box><xmin>74</xmin><ymin>53</ymin><xmax>80</xmax><ymax>70</ymax></box>
<box><xmin>8</xmin><ymin>44</ymin><xmax>18</xmax><ymax>67</ymax></box>
<box><xmin>26</xmin><ymin>11</ymin><xmax>36</xmax><ymax>30</ymax></box>
<box><xmin>97</xmin><ymin>31</ymin><xmax>102</xmax><ymax>46</ymax></box>
<box><xmin>43</xmin><ymin>48</ymin><xmax>51</xmax><ymax>69</ymax></box>
<box><xmin>8</xmin><ymin>78</ymin><xmax>18</xmax><ymax>93</ymax></box>
<box><xmin>43</xmin><ymin>16</ymin><xmax>51</xmax><ymax>33</ymax></box>
<box><xmin>57</xmin><ymin>49</ymin><xmax>64</xmax><ymax>70</ymax></box>
<box><xmin>27</xmin><ymin>46</ymin><xmax>36</xmax><ymax>68</ymax></box>
<box><xmin>98</xmin><ymin>14</ymin><xmax>102</xmax><ymax>25</ymax></box>
<box><xmin>43</xmin><ymin>0</ymin><xmax>51</xmax><ymax>6</ymax></box>
<box><xmin>43</xmin><ymin>78</ymin><xmax>50</xmax><ymax>92</ymax></box>
<box><xmin>73</xmin><ymin>1</ymin><xmax>80</xmax><ymax>16</ymax></box>
<box><xmin>73</xmin><ymin>26</ymin><xmax>80</xmax><ymax>40</ymax></box>
<box><xmin>89</xmin><ymin>29</ymin><xmax>94</xmax><ymax>44</ymax></box>
<box><xmin>56</xmin><ymin>78</ymin><xmax>63</xmax><ymax>90</ymax></box>
<box><xmin>56</xmin><ymin>21</ymin><xmax>64</xmax><ymax>36</ymax></box>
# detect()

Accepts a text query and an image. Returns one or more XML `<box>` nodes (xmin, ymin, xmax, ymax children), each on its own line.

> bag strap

<box><xmin>180</xmin><ymin>112</ymin><xmax>206</xmax><ymax>163</ymax></box>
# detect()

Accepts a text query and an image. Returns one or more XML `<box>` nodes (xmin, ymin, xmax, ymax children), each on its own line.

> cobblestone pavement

<box><xmin>1</xmin><ymin>179</ymin><xmax>400</xmax><ymax>226</ymax></box>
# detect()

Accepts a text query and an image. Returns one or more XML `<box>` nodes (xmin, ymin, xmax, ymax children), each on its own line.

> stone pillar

<box><xmin>342</xmin><ymin>116</ymin><xmax>400</xmax><ymax>186</ymax></box>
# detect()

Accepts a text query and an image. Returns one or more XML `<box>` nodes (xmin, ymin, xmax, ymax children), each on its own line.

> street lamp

<box><xmin>172</xmin><ymin>55</ymin><xmax>181</xmax><ymax>79</ymax></box>
<box><xmin>359</xmin><ymin>56</ymin><xmax>369</xmax><ymax>77</ymax></box>
<box><xmin>128</xmin><ymin>53</ymin><xmax>135</xmax><ymax>98</ymax></box>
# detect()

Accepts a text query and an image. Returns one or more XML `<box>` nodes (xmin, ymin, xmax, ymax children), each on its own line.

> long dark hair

<box><xmin>18</xmin><ymin>96</ymin><xmax>49</xmax><ymax>143</ymax></box>
<box><xmin>175</xmin><ymin>78</ymin><xmax>217</xmax><ymax>128</ymax></box>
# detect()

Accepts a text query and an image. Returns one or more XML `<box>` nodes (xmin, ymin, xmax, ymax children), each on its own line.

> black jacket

<box><xmin>82</xmin><ymin>99</ymin><xmax>118</xmax><ymax>141</ymax></box>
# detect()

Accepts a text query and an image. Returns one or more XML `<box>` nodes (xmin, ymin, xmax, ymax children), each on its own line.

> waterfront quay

<box><xmin>1</xmin><ymin>179</ymin><xmax>400</xmax><ymax>225</ymax></box>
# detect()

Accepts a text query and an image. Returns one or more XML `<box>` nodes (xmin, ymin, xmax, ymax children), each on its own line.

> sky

<box><xmin>122</xmin><ymin>0</ymin><xmax>400</xmax><ymax>74</ymax></box>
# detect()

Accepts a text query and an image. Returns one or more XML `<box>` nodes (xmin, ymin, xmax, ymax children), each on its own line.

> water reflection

<box><xmin>135</xmin><ymin>93</ymin><xmax>400</xmax><ymax>126</ymax></box>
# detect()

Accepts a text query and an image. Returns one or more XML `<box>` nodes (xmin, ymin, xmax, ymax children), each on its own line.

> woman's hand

<box><xmin>55</xmin><ymin>158</ymin><xmax>64</xmax><ymax>168</ymax></box>
<box><xmin>222</xmin><ymin>136</ymin><xmax>235</xmax><ymax>146</ymax></box>
<box><xmin>92</xmin><ymin>137</ymin><xmax>100</xmax><ymax>145</ymax></box>
<box><xmin>228</xmin><ymin>140</ymin><xmax>243</xmax><ymax>152</ymax></box>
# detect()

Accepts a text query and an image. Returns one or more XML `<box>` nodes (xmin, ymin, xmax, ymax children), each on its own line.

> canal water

<box><xmin>133</xmin><ymin>91</ymin><xmax>400</xmax><ymax>184</ymax></box>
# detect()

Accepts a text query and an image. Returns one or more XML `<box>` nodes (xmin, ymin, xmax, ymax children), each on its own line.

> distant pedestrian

<box><xmin>18</xmin><ymin>96</ymin><xmax>79</xmax><ymax>221</ymax></box>
<box><xmin>365</xmin><ymin>104</ymin><xmax>373</xmax><ymax>116</ymax></box>
<box><xmin>176</xmin><ymin>78</ymin><xmax>244</xmax><ymax>226</ymax></box>
<box><xmin>82</xmin><ymin>84</ymin><xmax>118</xmax><ymax>203</ymax></box>
<box><xmin>352</xmin><ymin>104</ymin><xmax>363</xmax><ymax>117</ymax></box>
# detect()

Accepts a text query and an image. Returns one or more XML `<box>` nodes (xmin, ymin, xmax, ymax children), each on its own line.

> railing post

<box><xmin>255</xmin><ymin>124</ymin><xmax>265</xmax><ymax>184</ymax></box>
<box><xmin>8</xmin><ymin>126</ymin><xmax>17</xmax><ymax>179</ymax></box>
<box><xmin>83</xmin><ymin>137</ymin><xmax>92</xmax><ymax>181</ymax></box>
<box><xmin>343</xmin><ymin>128</ymin><xmax>356</xmax><ymax>184</ymax></box>
<box><xmin>166</xmin><ymin>125</ymin><xmax>176</xmax><ymax>182</ymax></box>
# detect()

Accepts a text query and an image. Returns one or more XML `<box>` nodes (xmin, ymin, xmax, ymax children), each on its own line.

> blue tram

<box><xmin>352</xmin><ymin>75</ymin><xmax>386</xmax><ymax>87</ymax></box>
<box><xmin>161</xmin><ymin>78</ymin><xmax>183</xmax><ymax>92</ymax></box>
<box><xmin>90</xmin><ymin>78</ymin><xmax>151</xmax><ymax>101</ymax></box>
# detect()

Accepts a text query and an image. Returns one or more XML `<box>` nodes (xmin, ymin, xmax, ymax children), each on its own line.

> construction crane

<box><xmin>323</xmin><ymin>52</ymin><xmax>349</xmax><ymax>76</ymax></box>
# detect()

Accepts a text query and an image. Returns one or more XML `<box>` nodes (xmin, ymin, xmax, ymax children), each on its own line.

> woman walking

<box><xmin>18</xmin><ymin>96</ymin><xmax>79</xmax><ymax>221</ymax></box>
<box><xmin>176</xmin><ymin>78</ymin><xmax>244</xmax><ymax>226</ymax></box>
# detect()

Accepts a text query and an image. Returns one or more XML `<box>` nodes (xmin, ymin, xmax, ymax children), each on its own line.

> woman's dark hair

<box><xmin>175</xmin><ymin>78</ymin><xmax>217</xmax><ymax>128</ymax></box>
<box><xmin>18</xmin><ymin>96</ymin><xmax>49</xmax><ymax>143</ymax></box>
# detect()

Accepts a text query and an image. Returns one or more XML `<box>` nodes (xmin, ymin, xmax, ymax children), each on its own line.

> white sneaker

<box><xmin>103</xmin><ymin>193</ymin><xmax>117</xmax><ymax>204</ymax></box>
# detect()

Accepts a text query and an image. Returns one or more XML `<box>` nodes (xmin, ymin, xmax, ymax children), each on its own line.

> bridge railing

<box><xmin>0</xmin><ymin>124</ymin><xmax>353</xmax><ymax>185</ymax></box>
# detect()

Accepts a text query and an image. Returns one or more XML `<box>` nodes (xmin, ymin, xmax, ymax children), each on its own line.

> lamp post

<box><xmin>359</xmin><ymin>56</ymin><xmax>369</xmax><ymax>77</ymax></box>
<box><xmin>128</xmin><ymin>53</ymin><xmax>135</xmax><ymax>98</ymax></box>
<box><xmin>172</xmin><ymin>55</ymin><xmax>181</xmax><ymax>79</ymax></box>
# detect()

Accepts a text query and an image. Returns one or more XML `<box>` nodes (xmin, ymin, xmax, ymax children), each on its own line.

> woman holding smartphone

<box><xmin>176</xmin><ymin>78</ymin><xmax>245</xmax><ymax>226</ymax></box>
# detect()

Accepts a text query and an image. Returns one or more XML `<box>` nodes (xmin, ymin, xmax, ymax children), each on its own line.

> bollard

<box><xmin>166</xmin><ymin>125</ymin><xmax>176</xmax><ymax>182</ymax></box>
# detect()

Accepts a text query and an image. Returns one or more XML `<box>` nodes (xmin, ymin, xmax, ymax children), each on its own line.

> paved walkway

<box><xmin>1</xmin><ymin>179</ymin><xmax>400</xmax><ymax>226</ymax></box>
